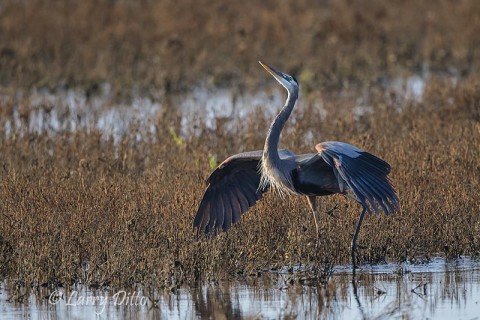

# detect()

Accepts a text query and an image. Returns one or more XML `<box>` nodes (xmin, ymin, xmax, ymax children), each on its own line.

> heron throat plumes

<box><xmin>259</xmin><ymin>154</ymin><xmax>296</xmax><ymax>198</ymax></box>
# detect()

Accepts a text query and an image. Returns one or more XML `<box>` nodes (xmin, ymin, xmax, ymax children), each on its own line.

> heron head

<box><xmin>259</xmin><ymin>61</ymin><xmax>298</xmax><ymax>94</ymax></box>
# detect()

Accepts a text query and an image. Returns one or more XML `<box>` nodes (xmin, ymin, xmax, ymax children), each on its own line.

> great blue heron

<box><xmin>193</xmin><ymin>61</ymin><xmax>399</xmax><ymax>268</ymax></box>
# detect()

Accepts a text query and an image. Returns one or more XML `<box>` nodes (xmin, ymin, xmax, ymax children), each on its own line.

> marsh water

<box><xmin>2</xmin><ymin>257</ymin><xmax>480</xmax><ymax>319</ymax></box>
<box><xmin>0</xmin><ymin>73</ymin><xmax>436</xmax><ymax>142</ymax></box>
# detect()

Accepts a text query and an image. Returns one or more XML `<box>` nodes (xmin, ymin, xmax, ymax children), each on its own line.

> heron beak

<box><xmin>259</xmin><ymin>61</ymin><xmax>285</xmax><ymax>84</ymax></box>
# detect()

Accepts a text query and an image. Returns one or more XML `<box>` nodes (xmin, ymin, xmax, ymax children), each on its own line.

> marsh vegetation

<box><xmin>0</xmin><ymin>0</ymin><xmax>479</xmax><ymax>299</ymax></box>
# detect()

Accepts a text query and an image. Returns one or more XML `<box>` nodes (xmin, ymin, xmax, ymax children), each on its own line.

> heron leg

<box><xmin>307</xmin><ymin>196</ymin><xmax>320</xmax><ymax>240</ymax></box>
<box><xmin>352</xmin><ymin>207</ymin><xmax>367</xmax><ymax>272</ymax></box>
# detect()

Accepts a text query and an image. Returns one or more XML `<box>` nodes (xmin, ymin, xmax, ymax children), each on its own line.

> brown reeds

<box><xmin>1</xmin><ymin>0</ymin><xmax>479</xmax><ymax>96</ymax></box>
<box><xmin>0</xmin><ymin>0</ymin><xmax>479</xmax><ymax>292</ymax></box>
<box><xmin>0</xmin><ymin>75</ymin><xmax>479</xmax><ymax>290</ymax></box>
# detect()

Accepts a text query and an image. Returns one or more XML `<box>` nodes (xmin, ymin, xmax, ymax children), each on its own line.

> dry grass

<box><xmin>0</xmin><ymin>0</ymin><xmax>479</xmax><ymax>97</ymax></box>
<box><xmin>0</xmin><ymin>0</ymin><xmax>479</xmax><ymax>292</ymax></box>
<box><xmin>0</xmin><ymin>75</ymin><xmax>479</xmax><ymax>291</ymax></box>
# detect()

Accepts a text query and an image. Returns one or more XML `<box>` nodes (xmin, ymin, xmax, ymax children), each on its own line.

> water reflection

<box><xmin>1</xmin><ymin>257</ymin><xmax>480</xmax><ymax>319</ymax></box>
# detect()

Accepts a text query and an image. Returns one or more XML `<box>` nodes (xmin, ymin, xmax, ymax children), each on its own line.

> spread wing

<box><xmin>194</xmin><ymin>151</ymin><xmax>268</xmax><ymax>233</ymax></box>
<box><xmin>316</xmin><ymin>141</ymin><xmax>399</xmax><ymax>215</ymax></box>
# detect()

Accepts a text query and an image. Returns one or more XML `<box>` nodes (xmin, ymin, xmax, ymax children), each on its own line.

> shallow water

<box><xmin>0</xmin><ymin>73</ymin><xmax>441</xmax><ymax>143</ymax></box>
<box><xmin>2</xmin><ymin>257</ymin><xmax>480</xmax><ymax>319</ymax></box>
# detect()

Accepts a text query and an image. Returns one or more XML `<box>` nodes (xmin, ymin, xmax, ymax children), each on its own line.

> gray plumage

<box><xmin>193</xmin><ymin>61</ymin><xmax>399</xmax><ymax>269</ymax></box>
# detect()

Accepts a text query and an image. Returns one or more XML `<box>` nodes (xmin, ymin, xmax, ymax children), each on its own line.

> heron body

<box><xmin>194</xmin><ymin>61</ymin><xmax>399</xmax><ymax>269</ymax></box>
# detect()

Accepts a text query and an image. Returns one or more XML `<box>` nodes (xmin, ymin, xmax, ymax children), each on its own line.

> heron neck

<box><xmin>263</xmin><ymin>90</ymin><xmax>298</xmax><ymax>161</ymax></box>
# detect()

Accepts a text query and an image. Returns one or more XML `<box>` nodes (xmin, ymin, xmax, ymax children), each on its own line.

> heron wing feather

<box><xmin>194</xmin><ymin>152</ymin><xmax>268</xmax><ymax>233</ymax></box>
<box><xmin>316</xmin><ymin>141</ymin><xmax>399</xmax><ymax>215</ymax></box>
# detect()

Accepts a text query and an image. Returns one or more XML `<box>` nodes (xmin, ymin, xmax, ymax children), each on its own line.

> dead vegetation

<box><xmin>0</xmin><ymin>0</ymin><xmax>479</xmax><ymax>97</ymax></box>
<box><xmin>0</xmin><ymin>75</ymin><xmax>479</xmax><ymax>291</ymax></box>
<box><xmin>0</xmin><ymin>0</ymin><xmax>479</xmax><ymax>292</ymax></box>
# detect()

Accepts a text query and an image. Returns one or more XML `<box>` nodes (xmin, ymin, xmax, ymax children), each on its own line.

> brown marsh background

<box><xmin>0</xmin><ymin>0</ymin><xmax>479</xmax><ymax>294</ymax></box>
